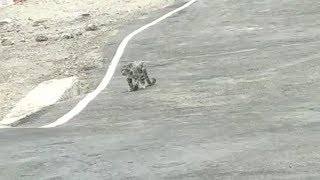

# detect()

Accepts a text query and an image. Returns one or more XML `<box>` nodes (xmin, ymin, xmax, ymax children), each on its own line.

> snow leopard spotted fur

<box><xmin>120</xmin><ymin>61</ymin><xmax>156</xmax><ymax>91</ymax></box>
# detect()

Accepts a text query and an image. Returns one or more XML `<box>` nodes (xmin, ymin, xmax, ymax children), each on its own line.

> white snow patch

<box><xmin>0</xmin><ymin>77</ymin><xmax>79</xmax><ymax>126</ymax></box>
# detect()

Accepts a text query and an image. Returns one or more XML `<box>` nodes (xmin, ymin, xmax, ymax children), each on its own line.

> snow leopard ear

<box><xmin>138</xmin><ymin>60</ymin><xmax>144</xmax><ymax>65</ymax></box>
<box><xmin>120</xmin><ymin>65</ymin><xmax>127</xmax><ymax>74</ymax></box>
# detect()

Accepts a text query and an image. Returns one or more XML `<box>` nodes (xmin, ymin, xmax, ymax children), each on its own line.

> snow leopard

<box><xmin>120</xmin><ymin>61</ymin><xmax>156</xmax><ymax>91</ymax></box>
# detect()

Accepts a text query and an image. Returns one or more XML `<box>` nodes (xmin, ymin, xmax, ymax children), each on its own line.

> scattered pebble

<box><xmin>71</xmin><ymin>55</ymin><xmax>78</xmax><ymax>60</ymax></box>
<box><xmin>75</xmin><ymin>31</ymin><xmax>83</xmax><ymax>36</ymax></box>
<box><xmin>52</xmin><ymin>36</ymin><xmax>60</xmax><ymax>41</ymax></box>
<box><xmin>0</xmin><ymin>18</ymin><xmax>13</xmax><ymax>26</ymax></box>
<box><xmin>85</xmin><ymin>23</ymin><xmax>98</xmax><ymax>31</ymax></box>
<box><xmin>81</xmin><ymin>65</ymin><xmax>96</xmax><ymax>72</ymax></box>
<box><xmin>61</xmin><ymin>33</ymin><xmax>74</xmax><ymax>39</ymax></box>
<box><xmin>1</xmin><ymin>38</ymin><xmax>15</xmax><ymax>46</ymax></box>
<box><xmin>81</xmin><ymin>13</ymin><xmax>91</xmax><ymax>17</ymax></box>
<box><xmin>36</xmin><ymin>35</ymin><xmax>48</xmax><ymax>42</ymax></box>
<box><xmin>32</xmin><ymin>20</ymin><xmax>46</xmax><ymax>27</ymax></box>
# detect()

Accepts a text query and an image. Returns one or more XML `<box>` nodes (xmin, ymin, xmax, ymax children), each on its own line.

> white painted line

<box><xmin>41</xmin><ymin>0</ymin><xmax>198</xmax><ymax>128</ymax></box>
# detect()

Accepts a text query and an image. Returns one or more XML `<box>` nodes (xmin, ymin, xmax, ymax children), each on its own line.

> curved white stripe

<box><xmin>41</xmin><ymin>0</ymin><xmax>198</xmax><ymax>128</ymax></box>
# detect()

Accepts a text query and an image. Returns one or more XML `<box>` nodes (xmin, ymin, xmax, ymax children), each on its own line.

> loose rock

<box><xmin>32</xmin><ymin>20</ymin><xmax>46</xmax><ymax>27</ymax></box>
<box><xmin>61</xmin><ymin>33</ymin><xmax>74</xmax><ymax>39</ymax></box>
<box><xmin>81</xmin><ymin>13</ymin><xmax>91</xmax><ymax>17</ymax></box>
<box><xmin>36</xmin><ymin>35</ymin><xmax>48</xmax><ymax>42</ymax></box>
<box><xmin>0</xmin><ymin>18</ymin><xmax>12</xmax><ymax>26</ymax></box>
<box><xmin>75</xmin><ymin>31</ymin><xmax>83</xmax><ymax>36</ymax></box>
<box><xmin>85</xmin><ymin>23</ymin><xmax>98</xmax><ymax>31</ymax></box>
<box><xmin>1</xmin><ymin>38</ymin><xmax>14</xmax><ymax>46</ymax></box>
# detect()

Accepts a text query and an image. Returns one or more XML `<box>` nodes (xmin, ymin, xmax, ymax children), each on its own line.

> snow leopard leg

<box><xmin>142</xmin><ymin>68</ymin><xmax>156</xmax><ymax>86</ymax></box>
<box><xmin>127</xmin><ymin>78</ymin><xmax>138</xmax><ymax>91</ymax></box>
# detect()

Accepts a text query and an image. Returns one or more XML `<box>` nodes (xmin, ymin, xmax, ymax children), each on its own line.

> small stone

<box><xmin>20</xmin><ymin>38</ymin><xmax>26</xmax><ymax>43</ymax></box>
<box><xmin>13</xmin><ymin>0</ymin><xmax>24</xmax><ymax>5</ymax></box>
<box><xmin>1</xmin><ymin>38</ymin><xmax>14</xmax><ymax>46</ymax></box>
<box><xmin>61</xmin><ymin>33</ymin><xmax>74</xmax><ymax>39</ymax></box>
<box><xmin>6</xmin><ymin>29</ymin><xmax>14</xmax><ymax>32</ymax></box>
<box><xmin>81</xmin><ymin>65</ymin><xmax>96</xmax><ymax>72</ymax></box>
<box><xmin>71</xmin><ymin>55</ymin><xmax>78</xmax><ymax>59</ymax></box>
<box><xmin>32</xmin><ymin>20</ymin><xmax>46</xmax><ymax>27</ymax></box>
<box><xmin>75</xmin><ymin>31</ymin><xmax>83</xmax><ymax>36</ymax></box>
<box><xmin>36</xmin><ymin>35</ymin><xmax>48</xmax><ymax>42</ymax></box>
<box><xmin>0</xmin><ymin>18</ymin><xmax>12</xmax><ymax>26</ymax></box>
<box><xmin>85</xmin><ymin>23</ymin><xmax>98</xmax><ymax>31</ymax></box>
<box><xmin>52</xmin><ymin>36</ymin><xmax>60</xmax><ymax>41</ymax></box>
<box><xmin>81</xmin><ymin>13</ymin><xmax>91</xmax><ymax>17</ymax></box>
<box><xmin>91</xmin><ymin>45</ymin><xmax>99</xmax><ymax>50</ymax></box>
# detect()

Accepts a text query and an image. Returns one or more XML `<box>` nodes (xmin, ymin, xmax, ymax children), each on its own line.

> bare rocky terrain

<box><xmin>0</xmin><ymin>0</ymin><xmax>173</xmax><ymax>119</ymax></box>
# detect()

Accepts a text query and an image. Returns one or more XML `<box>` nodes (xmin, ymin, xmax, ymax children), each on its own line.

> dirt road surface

<box><xmin>2</xmin><ymin>0</ymin><xmax>320</xmax><ymax>179</ymax></box>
